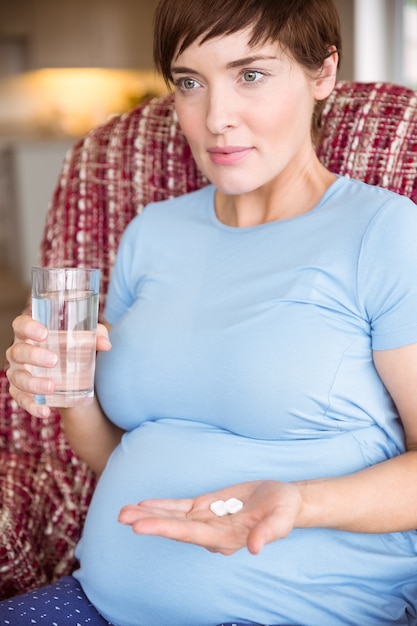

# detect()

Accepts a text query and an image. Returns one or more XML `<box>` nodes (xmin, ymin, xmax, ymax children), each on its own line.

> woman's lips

<box><xmin>207</xmin><ymin>146</ymin><xmax>254</xmax><ymax>166</ymax></box>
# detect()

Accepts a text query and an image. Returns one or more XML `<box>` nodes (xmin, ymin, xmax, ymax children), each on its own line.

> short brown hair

<box><xmin>153</xmin><ymin>0</ymin><xmax>342</xmax><ymax>138</ymax></box>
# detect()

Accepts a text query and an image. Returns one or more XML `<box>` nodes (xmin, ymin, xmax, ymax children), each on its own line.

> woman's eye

<box><xmin>242</xmin><ymin>70</ymin><xmax>262</xmax><ymax>83</ymax></box>
<box><xmin>179</xmin><ymin>78</ymin><xmax>198</xmax><ymax>90</ymax></box>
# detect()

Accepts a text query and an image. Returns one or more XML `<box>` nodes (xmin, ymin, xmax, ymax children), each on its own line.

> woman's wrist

<box><xmin>293</xmin><ymin>478</ymin><xmax>330</xmax><ymax>530</ymax></box>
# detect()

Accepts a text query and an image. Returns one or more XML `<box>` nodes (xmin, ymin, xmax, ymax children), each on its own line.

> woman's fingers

<box><xmin>5</xmin><ymin>314</ymin><xmax>55</xmax><ymax>418</ymax></box>
<box><xmin>8</xmin><ymin>365</ymin><xmax>53</xmax><ymax>395</ymax></box>
<box><xmin>12</xmin><ymin>315</ymin><xmax>47</xmax><ymax>343</ymax></box>
<box><xmin>119</xmin><ymin>502</ymin><xmax>249</xmax><ymax>554</ymax></box>
<box><xmin>7</xmin><ymin>315</ymin><xmax>54</xmax><ymax>369</ymax></box>
<box><xmin>96</xmin><ymin>323</ymin><xmax>112</xmax><ymax>352</ymax></box>
<box><xmin>7</xmin><ymin>340</ymin><xmax>57</xmax><ymax>368</ymax></box>
<box><xmin>11</xmin><ymin>389</ymin><xmax>52</xmax><ymax>419</ymax></box>
<box><xmin>119</xmin><ymin>500</ymin><xmax>193</xmax><ymax>524</ymax></box>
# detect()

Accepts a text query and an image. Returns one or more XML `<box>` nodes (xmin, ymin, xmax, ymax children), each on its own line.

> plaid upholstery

<box><xmin>0</xmin><ymin>81</ymin><xmax>416</xmax><ymax>598</ymax></box>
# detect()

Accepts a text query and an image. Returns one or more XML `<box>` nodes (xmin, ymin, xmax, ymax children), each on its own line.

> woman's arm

<box><xmin>119</xmin><ymin>342</ymin><xmax>417</xmax><ymax>554</ymax></box>
<box><xmin>59</xmin><ymin>399</ymin><xmax>124</xmax><ymax>477</ymax></box>
<box><xmin>6</xmin><ymin>315</ymin><xmax>124</xmax><ymax>477</ymax></box>
<box><xmin>296</xmin><ymin>343</ymin><xmax>417</xmax><ymax>534</ymax></box>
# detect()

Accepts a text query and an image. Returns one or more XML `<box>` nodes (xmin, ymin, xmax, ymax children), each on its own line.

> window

<box><xmin>353</xmin><ymin>0</ymin><xmax>417</xmax><ymax>87</ymax></box>
<box><xmin>404</xmin><ymin>0</ymin><xmax>417</xmax><ymax>88</ymax></box>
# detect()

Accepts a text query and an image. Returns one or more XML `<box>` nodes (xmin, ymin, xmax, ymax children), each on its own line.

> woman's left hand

<box><xmin>118</xmin><ymin>480</ymin><xmax>302</xmax><ymax>555</ymax></box>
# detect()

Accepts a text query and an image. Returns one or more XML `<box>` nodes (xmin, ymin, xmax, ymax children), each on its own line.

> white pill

<box><xmin>210</xmin><ymin>500</ymin><xmax>228</xmax><ymax>516</ymax></box>
<box><xmin>224</xmin><ymin>497</ymin><xmax>243</xmax><ymax>514</ymax></box>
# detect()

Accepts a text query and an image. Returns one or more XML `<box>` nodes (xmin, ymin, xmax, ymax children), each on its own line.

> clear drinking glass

<box><xmin>31</xmin><ymin>267</ymin><xmax>100</xmax><ymax>407</ymax></box>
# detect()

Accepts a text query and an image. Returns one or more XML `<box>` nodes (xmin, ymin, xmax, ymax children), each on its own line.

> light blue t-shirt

<box><xmin>75</xmin><ymin>178</ymin><xmax>417</xmax><ymax>626</ymax></box>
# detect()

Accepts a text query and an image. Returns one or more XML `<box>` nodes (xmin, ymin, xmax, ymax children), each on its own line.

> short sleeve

<box><xmin>104</xmin><ymin>212</ymin><xmax>146</xmax><ymax>324</ymax></box>
<box><xmin>357</xmin><ymin>196</ymin><xmax>417</xmax><ymax>350</ymax></box>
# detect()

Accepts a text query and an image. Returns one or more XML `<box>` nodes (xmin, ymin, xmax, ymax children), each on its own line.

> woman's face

<box><xmin>171</xmin><ymin>29</ymin><xmax>335</xmax><ymax>196</ymax></box>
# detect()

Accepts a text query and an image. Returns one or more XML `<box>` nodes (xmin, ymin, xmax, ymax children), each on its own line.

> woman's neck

<box><xmin>215</xmin><ymin>161</ymin><xmax>336</xmax><ymax>228</ymax></box>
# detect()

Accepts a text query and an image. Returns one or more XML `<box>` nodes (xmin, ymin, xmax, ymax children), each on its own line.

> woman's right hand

<box><xmin>6</xmin><ymin>315</ymin><xmax>56</xmax><ymax>417</ymax></box>
<box><xmin>6</xmin><ymin>315</ymin><xmax>111</xmax><ymax>418</ymax></box>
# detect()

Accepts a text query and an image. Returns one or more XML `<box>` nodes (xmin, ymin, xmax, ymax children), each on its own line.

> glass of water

<box><xmin>31</xmin><ymin>267</ymin><xmax>100</xmax><ymax>408</ymax></box>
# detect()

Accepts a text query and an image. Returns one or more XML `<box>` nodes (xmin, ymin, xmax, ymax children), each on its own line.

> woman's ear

<box><xmin>313</xmin><ymin>45</ymin><xmax>339</xmax><ymax>100</ymax></box>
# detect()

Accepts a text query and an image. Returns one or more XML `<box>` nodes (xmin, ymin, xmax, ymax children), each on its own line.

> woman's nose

<box><xmin>205</xmin><ymin>91</ymin><xmax>238</xmax><ymax>135</ymax></box>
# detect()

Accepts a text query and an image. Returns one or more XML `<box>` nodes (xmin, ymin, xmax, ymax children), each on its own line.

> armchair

<box><xmin>0</xmin><ymin>81</ymin><xmax>416</xmax><ymax>599</ymax></box>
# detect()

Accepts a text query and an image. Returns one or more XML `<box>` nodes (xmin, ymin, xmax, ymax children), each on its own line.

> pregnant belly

<box><xmin>73</xmin><ymin>419</ymin><xmax>392</xmax><ymax>626</ymax></box>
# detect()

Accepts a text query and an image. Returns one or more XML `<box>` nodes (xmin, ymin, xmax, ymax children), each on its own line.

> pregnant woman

<box><xmin>4</xmin><ymin>0</ymin><xmax>417</xmax><ymax>624</ymax></box>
